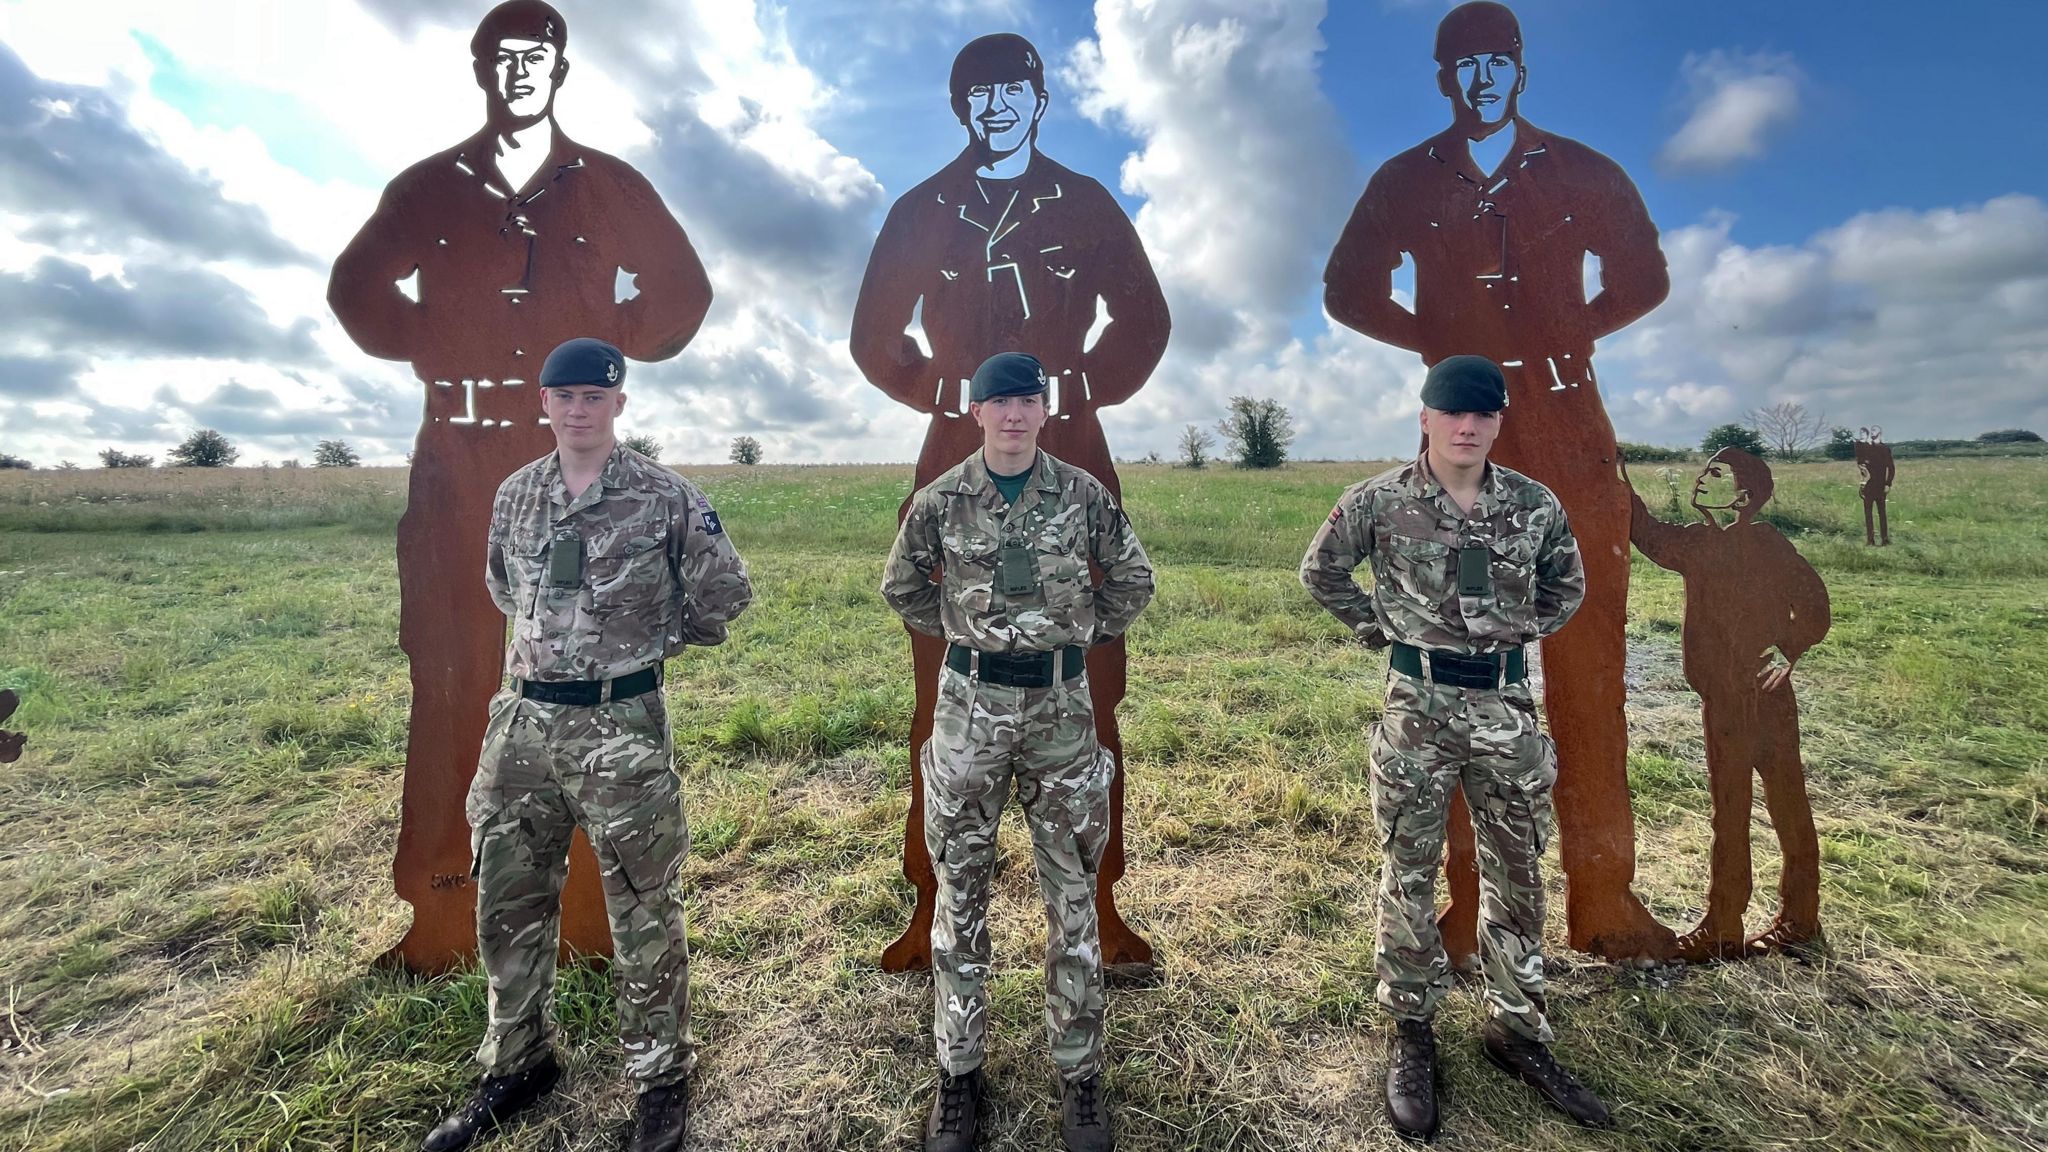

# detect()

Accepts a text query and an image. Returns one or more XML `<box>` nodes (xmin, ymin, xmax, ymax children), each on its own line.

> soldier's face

<box><xmin>488</xmin><ymin>38</ymin><xmax>562</xmax><ymax>122</ymax></box>
<box><xmin>1420</xmin><ymin>406</ymin><xmax>1502</xmax><ymax>469</ymax></box>
<box><xmin>966</xmin><ymin>79</ymin><xmax>1047</xmax><ymax>159</ymax></box>
<box><xmin>971</xmin><ymin>392</ymin><xmax>1049</xmax><ymax>455</ymax></box>
<box><xmin>541</xmin><ymin>385</ymin><xmax>626</xmax><ymax>452</ymax></box>
<box><xmin>1691</xmin><ymin>461</ymin><xmax>1748</xmax><ymax>512</ymax></box>
<box><xmin>1447</xmin><ymin>51</ymin><xmax>1521</xmax><ymax>126</ymax></box>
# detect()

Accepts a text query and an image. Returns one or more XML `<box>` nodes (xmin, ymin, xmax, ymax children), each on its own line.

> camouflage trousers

<box><xmin>1369</xmin><ymin>670</ymin><xmax>1557</xmax><ymax>1042</ymax></box>
<box><xmin>467</xmin><ymin>687</ymin><xmax>694</xmax><ymax>1085</ymax></box>
<box><xmin>922</xmin><ymin>664</ymin><xmax>1114</xmax><ymax>1082</ymax></box>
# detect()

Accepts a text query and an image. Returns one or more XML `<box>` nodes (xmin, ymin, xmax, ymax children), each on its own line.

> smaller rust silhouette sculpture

<box><xmin>1628</xmin><ymin>448</ymin><xmax>1830</xmax><ymax>961</ymax></box>
<box><xmin>0</xmin><ymin>689</ymin><xmax>24</xmax><ymax>763</ymax></box>
<box><xmin>850</xmin><ymin>32</ymin><xmax>1170</xmax><ymax>973</ymax></box>
<box><xmin>1855</xmin><ymin>427</ymin><xmax>1894</xmax><ymax>547</ymax></box>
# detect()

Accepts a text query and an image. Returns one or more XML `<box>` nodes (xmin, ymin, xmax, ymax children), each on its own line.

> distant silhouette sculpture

<box><xmin>1324</xmin><ymin>1</ymin><xmax>1676</xmax><ymax>961</ymax></box>
<box><xmin>0</xmin><ymin>689</ymin><xmax>23</xmax><ymax>764</ymax></box>
<box><xmin>1628</xmin><ymin>449</ymin><xmax>1830</xmax><ymax>960</ymax></box>
<box><xmin>1855</xmin><ymin>428</ymin><xmax>1894</xmax><ymax>547</ymax></box>
<box><xmin>328</xmin><ymin>0</ymin><xmax>712</xmax><ymax>972</ymax></box>
<box><xmin>850</xmin><ymin>33</ymin><xmax>1171</xmax><ymax>972</ymax></box>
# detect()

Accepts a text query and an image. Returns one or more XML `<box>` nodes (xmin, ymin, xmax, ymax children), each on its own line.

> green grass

<box><xmin>0</xmin><ymin>458</ymin><xmax>2044</xmax><ymax>1150</ymax></box>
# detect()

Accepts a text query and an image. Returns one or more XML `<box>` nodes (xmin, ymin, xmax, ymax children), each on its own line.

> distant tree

<box><xmin>1701</xmin><ymin>423</ymin><xmax>1768</xmax><ymax>457</ymax></box>
<box><xmin>1745</xmin><ymin>402</ymin><xmax>1825</xmax><ymax>456</ymax></box>
<box><xmin>314</xmin><ymin>439</ymin><xmax>361</xmax><ymax>468</ymax></box>
<box><xmin>1178</xmin><ymin>424</ymin><xmax>1213</xmax><ymax>469</ymax></box>
<box><xmin>730</xmin><ymin>435</ymin><xmax>763</xmax><ymax>465</ymax></box>
<box><xmin>279</xmin><ymin>459</ymin><xmax>301</xmax><ymax>469</ymax></box>
<box><xmin>0</xmin><ymin>453</ymin><xmax>30</xmax><ymax>470</ymax></box>
<box><xmin>1618</xmin><ymin>442</ymin><xmax>1690</xmax><ymax>463</ymax></box>
<box><xmin>57</xmin><ymin>460</ymin><xmax>78</xmax><ymax>471</ymax></box>
<box><xmin>1978</xmin><ymin>428</ymin><xmax>2043</xmax><ymax>444</ymax></box>
<box><xmin>99</xmin><ymin>448</ymin><xmax>154</xmax><ymax>469</ymax></box>
<box><xmin>621</xmin><ymin>433</ymin><xmax>662</xmax><ymax>461</ymax></box>
<box><xmin>1823</xmin><ymin>426</ymin><xmax>1856</xmax><ymax>460</ymax></box>
<box><xmin>1217</xmin><ymin>396</ymin><xmax>1294</xmax><ymax>469</ymax></box>
<box><xmin>167</xmin><ymin>429</ymin><xmax>239</xmax><ymax>468</ymax></box>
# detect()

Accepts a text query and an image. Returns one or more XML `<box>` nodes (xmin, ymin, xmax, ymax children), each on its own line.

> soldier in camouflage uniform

<box><xmin>881</xmin><ymin>352</ymin><xmax>1153</xmax><ymax>1152</ymax></box>
<box><xmin>423</xmin><ymin>337</ymin><xmax>751</xmax><ymax>1152</ymax></box>
<box><xmin>1300</xmin><ymin>356</ymin><xmax>1610</xmax><ymax>1140</ymax></box>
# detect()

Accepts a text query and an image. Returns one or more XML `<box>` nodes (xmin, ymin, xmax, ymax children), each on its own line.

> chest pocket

<box><xmin>941</xmin><ymin>528</ymin><xmax>1001</xmax><ymax>614</ymax></box>
<box><xmin>1486</xmin><ymin>534</ymin><xmax>1539</xmax><ymax>607</ymax></box>
<box><xmin>1030</xmin><ymin>510</ymin><xmax>1091</xmax><ymax>613</ymax></box>
<box><xmin>506</xmin><ymin>531</ymin><xmax>556</xmax><ymax>616</ymax></box>
<box><xmin>585</xmin><ymin>532</ymin><xmax>668</xmax><ymax>618</ymax></box>
<box><xmin>1380</xmin><ymin>533</ymin><xmax>1453</xmax><ymax>604</ymax></box>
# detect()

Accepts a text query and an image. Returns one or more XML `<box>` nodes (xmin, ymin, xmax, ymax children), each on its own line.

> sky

<box><xmin>1</xmin><ymin>0</ymin><xmax>2043</xmax><ymax>466</ymax></box>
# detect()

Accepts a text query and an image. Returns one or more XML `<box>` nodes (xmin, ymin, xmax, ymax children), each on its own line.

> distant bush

<box><xmin>1219</xmin><ymin>396</ymin><xmax>1294</xmax><ymax>469</ymax></box>
<box><xmin>1824</xmin><ymin>427</ymin><xmax>1857</xmax><ymax>460</ymax></box>
<box><xmin>1979</xmin><ymin>429</ymin><xmax>2043</xmax><ymax>444</ymax></box>
<box><xmin>0</xmin><ymin>453</ymin><xmax>30</xmax><ymax>470</ymax></box>
<box><xmin>168</xmin><ymin>429</ymin><xmax>239</xmax><ymax>468</ymax></box>
<box><xmin>1701</xmin><ymin>423</ymin><xmax>1768</xmax><ymax>457</ymax></box>
<box><xmin>1618</xmin><ymin>442</ymin><xmax>1691</xmax><ymax>463</ymax></box>
<box><xmin>730</xmin><ymin>435</ymin><xmax>763</xmax><ymax>466</ymax></box>
<box><xmin>314</xmin><ymin>439</ymin><xmax>361</xmax><ymax>468</ymax></box>
<box><xmin>99</xmin><ymin>448</ymin><xmax>154</xmax><ymax>469</ymax></box>
<box><xmin>622</xmin><ymin>433</ymin><xmax>662</xmax><ymax>461</ymax></box>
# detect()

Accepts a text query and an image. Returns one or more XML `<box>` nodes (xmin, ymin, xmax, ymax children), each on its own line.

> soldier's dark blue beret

<box><xmin>539</xmin><ymin>337</ymin><xmax>625</xmax><ymax>388</ymax></box>
<box><xmin>1421</xmin><ymin>355</ymin><xmax>1508</xmax><ymax>413</ymax></box>
<box><xmin>969</xmin><ymin>352</ymin><xmax>1048</xmax><ymax>403</ymax></box>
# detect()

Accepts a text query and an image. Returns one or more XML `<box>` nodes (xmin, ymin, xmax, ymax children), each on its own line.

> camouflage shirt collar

<box><xmin>544</xmin><ymin>443</ymin><xmax>631</xmax><ymax>512</ymax></box>
<box><xmin>1411</xmin><ymin>453</ymin><xmax>1507</xmax><ymax>517</ymax></box>
<box><xmin>952</xmin><ymin>449</ymin><xmax>1056</xmax><ymax>495</ymax></box>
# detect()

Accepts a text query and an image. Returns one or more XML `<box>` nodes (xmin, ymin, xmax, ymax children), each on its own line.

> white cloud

<box><xmin>1601</xmin><ymin>195</ymin><xmax>2048</xmax><ymax>445</ymax></box>
<box><xmin>1659</xmin><ymin>49</ymin><xmax>1801</xmax><ymax>174</ymax></box>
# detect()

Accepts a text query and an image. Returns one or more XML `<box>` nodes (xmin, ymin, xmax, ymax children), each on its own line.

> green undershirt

<box><xmin>989</xmin><ymin>459</ymin><xmax>1034</xmax><ymax>506</ymax></box>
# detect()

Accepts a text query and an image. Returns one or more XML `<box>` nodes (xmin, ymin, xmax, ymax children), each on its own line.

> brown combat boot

<box><xmin>1384</xmin><ymin>1018</ymin><xmax>1440</xmax><ymax>1142</ymax></box>
<box><xmin>1481</xmin><ymin>1019</ymin><xmax>1613</xmax><ymax>1128</ymax></box>
<box><xmin>925</xmin><ymin>1067</ymin><xmax>984</xmax><ymax>1152</ymax></box>
<box><xmin>1060</xmin><ymin>1073</ymin><xmax>1114</xmax><ymax>1151</ymax></box>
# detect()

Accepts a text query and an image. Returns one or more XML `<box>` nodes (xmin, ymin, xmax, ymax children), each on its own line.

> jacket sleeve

<box><xmin>1533</xmin><ymin>505</ymin><xmax>1586</xmax><ymax>639</ymax></box>
<box><xmin>1088</xmin><ymin>486</ymin><xmax>1154</xmax><ymax>642</ymax></box>
<box><xmin>880</xmin><ymin>491</ymin><xmax>945</xmax><ymax>638</ymax></box>
<box><xmin>1299</xmin><ymin>490</ymin><xmax>1388</xmax><ymax>647</ymax></box>
<box><xmin>485</xmin><ymin>485</ymin><xmax>517</xmax><ymax>617</ymax></box>
<box><xmin>670</xmin><ymin>486</ymin><xmax>752</xmax><ymax>647</ymax></box>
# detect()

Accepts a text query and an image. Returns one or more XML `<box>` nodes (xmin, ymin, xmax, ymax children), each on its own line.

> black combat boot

<box><xmin>420</xmin><ymin>1054</ymin><xmax>562</xmax><ymax>1152</ymax></box>
<box><xmin>1384</xmin><ymin>1018</ymin><xmax>1440</xmax><ymax>1142</ymax></box>
<box><xmin>1481</xmin><ymin>1019</ymin><xmax>1613</xmax><ymax>1128</ymax></box>
<box><xmin>1060</xmin><ymin>1073</ymin><xmax>1114</xmax><ymax>1152</ymax></box>
<box><xmin>629</xmin><ymin>1081</ymin><xmax>688</xmax><ymax>1152</ymax></box>
<box><xmin>925</xmin><ymin>1067</ymin><xmax>985</xmax><ymax>1152</ymax></box>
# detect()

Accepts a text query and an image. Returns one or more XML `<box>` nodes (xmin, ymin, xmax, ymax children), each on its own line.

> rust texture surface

<box><xmin>1630</xmin><ymin>449</ymin><xmax>1831</xmax><ymax>961</ymax></box>
<box><xmin>327</xmin><ymin>0</ymin><xmax>711</xmax><ymax>972</ymax></box>
<box><xmin>0</xmin><ymin>690</ymin><xmax>23</xmax><ymax>764</ymax></box>
<box><xmin>849</xmin><ymin>33</ymin><xmax>1171</xmax><ymax>972</ymax></box>
<box><xmin>1325</xmin><ymin>1</ymin><xmax>1677</xmax><ymax>961</ymax></box>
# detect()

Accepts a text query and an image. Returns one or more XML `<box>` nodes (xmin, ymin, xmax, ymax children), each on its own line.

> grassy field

<box><xmin>0</xmin><ymin>457</ymin><xmax>2044</xmax><ymax>1151</ymax></box>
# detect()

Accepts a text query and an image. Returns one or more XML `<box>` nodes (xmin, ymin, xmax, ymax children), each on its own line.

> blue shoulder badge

<box><xmin>696</xmin><ymin>494</ymin><xmax>724</xmax><ymax>537</ymax></box>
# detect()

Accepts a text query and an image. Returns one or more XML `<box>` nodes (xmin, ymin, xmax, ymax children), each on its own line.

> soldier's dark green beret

<box><xmin>1421</xmin><ymin>355</ymin><xmax>1508</xmax><ymax>413</ymax></box>
<box><xmin>969</xmin><ymin>352</ymin><xmax>1049</xmax><ymax>403</ymax></box>
<box><xmin>539</xmin><ymin>337</ymin><xmax>626</xmax><ymax>388</ymax></box>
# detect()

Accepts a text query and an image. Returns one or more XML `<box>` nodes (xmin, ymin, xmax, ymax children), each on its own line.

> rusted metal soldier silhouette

<box><xmin>0</xmin><ymin>689</ymin><xmax>23</xmax><ymax>764</ymax></box>
<box><xmin>328</xmin><ymin>0</ymin><xmax>712</xmax><ymax>971</ymax></box>
<box><xmin>1855</xmin><ymin>427</ymin><xmax>1894</xmax><ymax>546</ymax></box>
<box><xmin>850</xmin><ymin>33</ymin><xmax>1171</xmax><ymax>971</ymax></box>
<box><xmin>1325</xmin><ymin>1</ymin><xmax>1676</xmax><ymax>960</ymax></box>
<box><xmin>1628</xmin><ymin>449</ymin><xmax>1830</xmax><ymax>960</ymax></box>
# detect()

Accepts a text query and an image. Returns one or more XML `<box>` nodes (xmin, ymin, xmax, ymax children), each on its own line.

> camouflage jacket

<box><xmin>487</xmin><ymin>444</ymin><xmax>752</xmax><ymax>681</ymax></box>
<box><xmin>881</xmin><ymin>450</ymin><xmax>1154</xmax><ymax>652</ymax></box>
<box><xmin>1299</xmin><ymin>456</ymin><xmax>1583</xmax><ymax>654</ymax></box>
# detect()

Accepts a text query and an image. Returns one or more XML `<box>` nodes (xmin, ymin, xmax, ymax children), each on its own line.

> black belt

<box><xmin>946</xmin><ymin>643</ymin><xmax>1085</xmax><ymax>688</ymax></box>
<box><xmin>1390</xmin><ymin>642</ymin><xmax>1526</xmax><ymax>689</ymax></box>
<box><xmin>516</xmin><ymin>665</ymin><xmax>661</xmax><ymax>706</ymax></box>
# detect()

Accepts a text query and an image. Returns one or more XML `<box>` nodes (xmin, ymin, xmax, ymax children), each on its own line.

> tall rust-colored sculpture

<box><xmin>0</xmin><ymin>689</ymin><xmax>24</xmax><ymax>764</ymax></box>
<box><xmin>1628</xmin><ymin>449</ymin><xmax>1830</xmax><ymax>961</ymax></box>
<box><xmin>1325</xmin><ymin>1</ymin><xmax>1676</xmax><ymax>961</ymax></box>
<box><xmin>1855</xmin><ymin>428</ymin><xmax>1894</xmax><ymax>546</ymax></box>
<box><xmin>327</xmin><ymin>0</ymin><xmax>712</xmax><ymax>972</ymax></box>
<box><xmin>850</xmin><ymin>33</ymin><xmax>1171</xmax><ymax>972</ymax></box>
